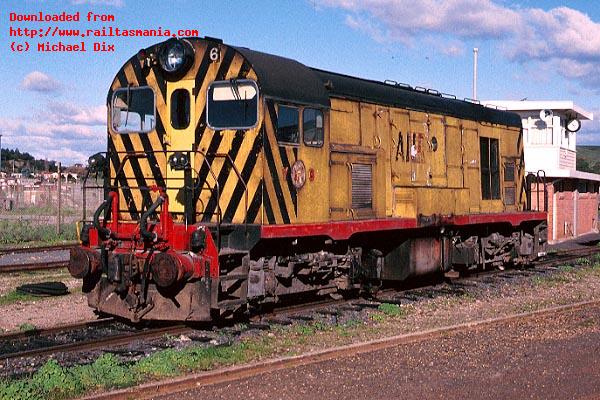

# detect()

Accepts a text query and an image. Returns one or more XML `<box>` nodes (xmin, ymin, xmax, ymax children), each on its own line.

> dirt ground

<box><xmin>0</xmin><ymin>270</ymin><xmax>95</xmax><ymax>332</ymax></box>
<box><xmin>161</xmin><ymin>303</ymin><xmax>600</xmax><ymax>400</ymax></box>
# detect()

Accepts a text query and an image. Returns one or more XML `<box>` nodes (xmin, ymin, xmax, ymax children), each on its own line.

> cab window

<box><xmin>276</xmin><ymin>105</ymin><xmax>299</xmax><ymax>145</ymax></box>
<box><xmin>112</xmin><ymin>86</ymin><xmax>155</xmax><ymax>133</ymax></box>
<box><xmin>303</xmin><ymin>108</ymin><xmax>324</xmax><ymax>147</ymax></box>
<box><xmin>207</xmin><ymin>79</ymin><xmax>258</xmax><ymax>130</ymax></box>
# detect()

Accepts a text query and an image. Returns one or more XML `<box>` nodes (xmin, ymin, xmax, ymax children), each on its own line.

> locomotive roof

<box><xmin>233</xmin><ymin>46</ymin><xmax>332</xmax><ymax>108</ymax></box>
<box><xmin>234</xmin><ymin>45</ymin><xmax>522</xmax><ymax>128</ymax></box>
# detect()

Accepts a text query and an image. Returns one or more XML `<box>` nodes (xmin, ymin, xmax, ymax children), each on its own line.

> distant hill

<box><xmin>0</xmin><ymin>148</ymin><xmax>58</xmax><ymax>173</ymax></box>
<box><xmin>576</xmin><ymin>146</ymin><xmax>600</xmax><ymax>174</ymax></box>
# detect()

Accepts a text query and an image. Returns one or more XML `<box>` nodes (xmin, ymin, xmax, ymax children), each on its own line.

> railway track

<box><xmin>0</xmin><ymin>243</ymin><xmax>75</xmax><ymax>273</ymax></box>
<box><xmin>0</xmin><ymin>242</ymin><xmax>77</xmax><ymax>256</ymax></box>
<box><xmin>0</xmin><ymin>321</ymin><xmax>191</xmax><ymax>363</ymax></box>
<box><xmin>0</xmin><ymin>260</ymin><xmax>68</xmax><ymax>273</ymax></box>
<box><xmin>1</xmin><ymin>244</ymin><xmax>598</xmax><ymax>378</ymax></box>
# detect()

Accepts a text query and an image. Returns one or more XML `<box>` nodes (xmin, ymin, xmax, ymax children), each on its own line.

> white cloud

<box><xmin>316</xmin><ymin>0</ymin><xmax>600</xmax><ymax>90</ymax></box>
<box><xmin>0</xmin><ymin>112</ymin><xmax>105</xmax><ymax>165</ymax></box>
<box><xmin>21</xmin><ymin>71</ymin><xmax>61</xmax><ymax>93</ymax></box>
<box><xmin>43</xmin><ymin>102</ymin><xmax>106</xmax><ymax>126</ymax></box>
<box><xmin>70</xmin><ymin>0</ymin><xmax>124</xmax><ymax>7</ymax></box>
<box><xmin>319</xmin><ymin>0</ymin><xmax>520</xmax><ymax>41</ymax></box>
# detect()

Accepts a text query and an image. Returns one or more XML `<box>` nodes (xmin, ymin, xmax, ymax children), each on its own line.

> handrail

<box><xmin>536</xmin><ymin>170</ymin><xmax>547</xmax><ymax>212</ymax></box>
<box><xmin>80</xmin><ymin>149</ymin><xmax>251</xmax><ymax>250</ymax></box>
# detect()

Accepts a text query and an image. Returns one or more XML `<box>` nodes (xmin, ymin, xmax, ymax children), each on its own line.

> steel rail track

<box><xmin>0</xmin><ymin>260</ymin><xmax>68</xmax><ymax>273</ymax></box>
<box><xmin>0</xmin><ymin>242</ymin><xmax>77</xmax><ymax>256</ymax></box>
<box><xmin>0</xmin><ymin>322</ymin><xmax>191</xmax><ymax>362</ymax></box>
<box><xmin>0</xmin><ymin>317</ymin><xmax>114</xmax><ymax>343</ymax></box>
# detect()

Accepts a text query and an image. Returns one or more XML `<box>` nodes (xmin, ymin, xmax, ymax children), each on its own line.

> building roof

<box><xmin>541</xmin><ymin>168</ymin><xmax>600</xmax><ymax>182</ymax></box>
<box><xmin>484</xmin><ymin>100</ymin><xmax>593</xmax><ymax>121</ymax></box>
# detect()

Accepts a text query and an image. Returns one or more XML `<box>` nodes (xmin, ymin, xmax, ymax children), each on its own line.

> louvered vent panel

<box><xmin>351</xmin><ymin>163</ymin><xmax>372</xmax><ymax>209</ymax></box>
<box><xmin>504</xmin><ymin>187</ymin><xmax>516</xmax><ymax>205</ymax></box>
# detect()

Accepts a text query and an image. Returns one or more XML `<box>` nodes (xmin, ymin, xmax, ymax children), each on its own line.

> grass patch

<box><xmin>4</xmin><ymin>205</ymin><xmax>78</xmax><ymax>217</ymax></box>
<box><xmin>576</xmin><ymin>257</ymin><xmax>591</xmax><ymax>266</ymax></box>
<box><xmin>558</xmin><ymin>264</ymin><xmax>574</xmax><ymax>272</ymax></box>
<box><xmin>0</xmin><ymin>220</ymin><xmax>76</xmax><ymax>245</ymax></box>
<box><xmin>18</xmin><ymin>323</ymin><xmax>37</xmax><ymax>332</ymax></box>
<box><xmin>370</xmin><ymin>303</ymin><xmax>410</xmax><ymax>322</ymax></box>
<box><xmin>0</xmin><ymin>290</ymin><xmax>37</xmax><ymax>306</ymax></box>
<box><xmin>0</xmin><ymin>342</ymin><xmax>254</xmax><ymax>400</ymax></box>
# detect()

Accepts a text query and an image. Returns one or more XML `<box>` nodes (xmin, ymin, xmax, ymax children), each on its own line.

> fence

<box><xmin>0</xmin><ymin>179</ymin><xmax>104</xmax><ymax>226</ymax></box>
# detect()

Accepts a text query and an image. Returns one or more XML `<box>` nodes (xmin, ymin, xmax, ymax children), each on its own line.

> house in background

<box><xmin>485</xmin><ymin>100</ymin><xmax>597</xmax><ymax>243</ymax></box>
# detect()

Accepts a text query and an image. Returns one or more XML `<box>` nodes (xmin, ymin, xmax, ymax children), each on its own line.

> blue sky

<box><xmin>2</xmin><ymin>0</ymin><xmax>600</xmax><ymax>164</ymax></box>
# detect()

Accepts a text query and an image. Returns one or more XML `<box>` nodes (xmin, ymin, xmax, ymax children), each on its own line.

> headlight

<box><xmin>158</xmin><ymin>38</ymin><xmax>193</xmax><ymax>76</ymax></box>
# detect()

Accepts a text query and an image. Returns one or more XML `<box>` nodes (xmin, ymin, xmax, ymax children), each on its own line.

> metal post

<box><xmin>473</xmin><ymin>48</ymin><xmax>478</xmax><ymax>100</ymax></box>
<box><xmin>57</xmin><ymin>162</ymin><xmax>62</xmax><ymax>235</ymax></box>
<box><xmin>0</xmin><ymin>134</ymin><xmax>3</xmax><ymax>173</ymax></box>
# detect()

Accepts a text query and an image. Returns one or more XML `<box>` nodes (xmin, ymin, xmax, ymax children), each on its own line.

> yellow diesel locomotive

<box><xmin>69</xmin><ymin>37</ymin><xmax>547</xmax><ymax>322</ymax></box>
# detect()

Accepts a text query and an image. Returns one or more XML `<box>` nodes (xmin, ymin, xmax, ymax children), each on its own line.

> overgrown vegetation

<box><xmin>0</xmin><ymin>220</ymin><xmax>76</xmax><ymax>245</ymax></box>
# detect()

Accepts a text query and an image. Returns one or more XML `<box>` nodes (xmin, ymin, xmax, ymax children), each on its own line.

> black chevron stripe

<box><xmin>194</xmin><ymin>46</ymin><xmax>213</xmax><ymax>100</ymax></box>
<box><xmin>195</xmin><ymin>133</ymin><xmax>224</xmax><ymax>219</ymax></box>
<box><xmin>215</xmin><ymin>47</ymin><xmax>235</xmax><ymax>81</ymax></box>
<box><xmin>278</xmin><ymin>145</ymin><xmax>297</xmax><ymax>217</ymax></box>
<box><xmin>130</xmin><ymin>59</ymin><xmax>166</xmax><ymax>188</ymax></box>
<box><xmin>262</xmin><ymin>181</ymin><xmax>276</xmax><ymax>224</ymax></box>
<box><xmin>202</xmin><ymin>130</ymin><xmax>244</xmax><ymax>220</ymax></box>
<box><xmin>107</xmin><ymin>137</ymin><xmax>139</xmax><ymax>219</ymax></box>
<box><xmin>263</xmin><ymin>109</ymin><xmax>290</xmax><ymax>224</ymax></box>
<box><xmin>195</xmin><ymin>109</ymin><xmax>207</xmax><ymax>146</ymax></box>
<box><xmin>222</xmin><ymin>133</ymin><xmax>262</xmax><ymax>222</ymax></box>
<box><xmin>150</xmin><ymin>64</ymin><xmax>167</xmax><ymax>103</ymax></box>
<box><xmin>246</xmin><ymin>180</ymin><xmax>263</xmax><ymax>224</ymax></box>
<box><xmin>119</xmin><ymin>134</ymin><xmax>153</xmax><ymax>210</ymax></box>
<box><xmin>265</xmin><ymin>101</ymin><xmax>291</xmax><ymax>223</ymax></box>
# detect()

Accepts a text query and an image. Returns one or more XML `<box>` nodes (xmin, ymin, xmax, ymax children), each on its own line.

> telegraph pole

<box><xmin>473</xmin><ymin>48</ymin><xmax>479</xmax><ymax>100</ymax></box>
<box><xmin>0</xmin><ymin>134</ymin><xmax>3</xmax><ymax>173</ymax></box>
<box><xmin>57</xmin><ymin>162</ymin><xmax>62</xmax><ymax>235</ymax></box>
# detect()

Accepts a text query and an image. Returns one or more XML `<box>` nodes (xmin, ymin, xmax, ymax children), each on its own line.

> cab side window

<box><xmin>303</xmin><ymin>108</ymin><xmax>324</xmax><ymax>147</ymax></box>
<box><xmin>276</xmin><ymin>105</ymin><xmax>299</xmax><ymax>145</ymax></box>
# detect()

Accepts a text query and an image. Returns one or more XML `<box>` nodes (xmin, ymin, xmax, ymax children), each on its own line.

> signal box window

<box><xmin>277</xmin><ymin>105</ymin><xmax>299</xmax><ymax>145</ymax></box>
<box><xmin>112</xmin><ymin>87</ymin><xmax>156</xmax><ymax>134</ymax></box>
<box><xmin>171</xmin><ymin>89</ymin><xmax>190</xmax><ymax>129</ymax></box>
<box><xmin>480</xmin><ymin>137</ymin><xmax>500</xmax><ymax>200</ymax></box>
<box><xmin>303</xmin><ymin>108</ymin><xmax>324</xmax><ymax>147</ymax></box>
<box><xmin>207</xmin><ymin>80</ymin><xmax>259</xmax><ymax>130</ymax></box>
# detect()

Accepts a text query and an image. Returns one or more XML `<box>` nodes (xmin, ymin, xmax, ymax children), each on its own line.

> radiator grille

<box><xmin>351</xmin><ymin>163</ymin><xmax>372</xmax><ymax>209</ymax></box>
<box><xmin>504</xmin><ymin>161</ymin><xmax>515</xmax><ymax>182</ymax></box>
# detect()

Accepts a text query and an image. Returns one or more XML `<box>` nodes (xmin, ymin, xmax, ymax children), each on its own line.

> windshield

<box><xmin>112</xmin><ymin>86</ymin><xmax>155</xmax><ymax>134</ymax></box>
<box><xmin>206</xmin><ymin>79</ymin><xmax>259</xmax><ymax>130</ymax></box>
